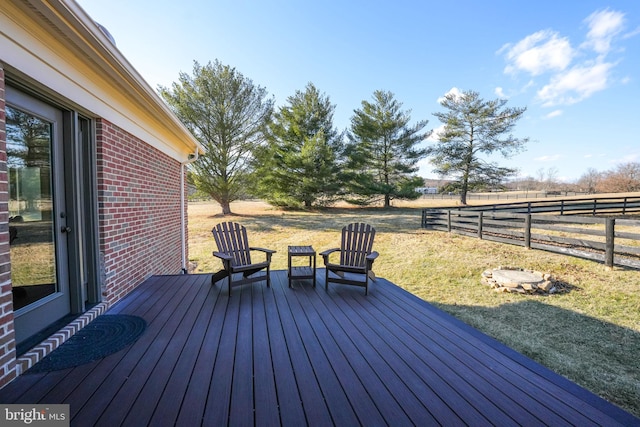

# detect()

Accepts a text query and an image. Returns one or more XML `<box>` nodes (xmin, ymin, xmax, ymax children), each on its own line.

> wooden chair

<box><xmin>320</xmin><ymin>223</ymin><xmax>378</xmax><ymax>295</ymax></box>
<box><xmin>211</xmin><ymin>221</ymin><xmax>276</xmax><ymax>295</ymax></box>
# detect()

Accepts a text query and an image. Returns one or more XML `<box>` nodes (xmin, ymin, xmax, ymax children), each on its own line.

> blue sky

<box><xmin>77</xmin><ymin>0</ymin><xmax>640</xmax><ymax>182</ymax></box>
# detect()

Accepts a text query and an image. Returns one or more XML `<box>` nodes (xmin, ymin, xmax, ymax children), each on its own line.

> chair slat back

<box><xmin>212</xmin><ymin>222</ymin><xmax>252</xmax><ymax>266</ymax></box>
<box><xmin>340</xmin><ymin>223</ymin><xmax>375</xmax><ymax>267</ymax></box>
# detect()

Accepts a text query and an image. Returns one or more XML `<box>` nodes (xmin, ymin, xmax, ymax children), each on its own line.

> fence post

<box><xmin>560</xmin><ymin>200</ymin><xmax>564</xmax><ymax>215</ymax></box>
<box><xmin>477</xmin><ymin>212</ymin><xmax>483</xmax><ymax>239</ymax></box>
<box><xmin>593</xmin><ymin>199</ymin><xmax>597</xmax><ymax>216</ymax></box>
<box><xmin>605</xmin><ymin>218</ymin><xmax>615</xmax><ymax>267</ymax></box>
<box><xmin>524</xmin><ymin>214</ymin><xmax>531</xmax><ymax>249</ymax></box>
<box><xmin>447</xmin><ymin>210</ymin><xmax>452</xmax><ymax>232</ymax></box>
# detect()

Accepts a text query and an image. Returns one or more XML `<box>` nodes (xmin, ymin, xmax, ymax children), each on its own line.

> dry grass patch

<box><xmin>188</xmin><ymin>200</ymin><xmax>640</xmax><ymax>417</ymax></box>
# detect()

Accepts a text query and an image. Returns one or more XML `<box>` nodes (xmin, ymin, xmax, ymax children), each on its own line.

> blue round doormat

<box><xmin>26</xmin><ymin>314</ymin><xmax>147</xmax><ymax>373</ymax></box>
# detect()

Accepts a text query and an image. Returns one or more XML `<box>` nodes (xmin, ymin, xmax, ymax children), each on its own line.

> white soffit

<box><xmin>0</xmin><ymin>0</ymin><xmax>204</xmax><ymax>161</ymax></box>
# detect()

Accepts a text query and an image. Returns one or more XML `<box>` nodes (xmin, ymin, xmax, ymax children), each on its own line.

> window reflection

<box><xmin>7</xmin><ymin>106</ymin><xmax>57</xmax><ymax>310</ymax></box>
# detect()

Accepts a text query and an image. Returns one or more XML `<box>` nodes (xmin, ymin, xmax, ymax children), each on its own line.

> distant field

<box><xmin>399</xmin><ymin>191</ymin><xmax>640</xmax><ymax>207</ymax></box>
<box><xmin>188</xmin><ymin>198</ymin><xmax>640</xmax><ymax>417</ymax></box>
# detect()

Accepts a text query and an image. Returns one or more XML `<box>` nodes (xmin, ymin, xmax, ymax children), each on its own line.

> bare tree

<box><xmin>596</xmin><ymin>162</ymin><xmax>640</xmax><ymax>193</ymax></box>
<box><xmin>546</xmin><ymin>166</ymin><xmax>559</xmax><ymax>190</ymax></box>
<box><xmin>536</xmin><ymin>168</ymin><xmax>546</xmax><ymax>189</ymax></box>
<box><xmin>577</xmin><ymin>168</ymin><xmax>602</xmax><ymax>193</ymax></box>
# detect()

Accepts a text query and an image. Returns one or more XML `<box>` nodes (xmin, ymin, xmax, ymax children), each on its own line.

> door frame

<box><xmin>6</xmin><ymin>83</ymin><xmax>101</xmax><ymax>344</ymax></box>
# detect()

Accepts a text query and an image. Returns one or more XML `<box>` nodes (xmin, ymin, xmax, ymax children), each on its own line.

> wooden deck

<box><xmin>1</xmin><ymin>271</ymin><xmax>637</xmax><ymax>426</ymax></box>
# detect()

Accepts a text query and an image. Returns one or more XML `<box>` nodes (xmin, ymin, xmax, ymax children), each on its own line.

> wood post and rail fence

<box><xmin>421</xmin><ymin>195</ymin><xmax>640</xmax><ymax>269</ymax></box>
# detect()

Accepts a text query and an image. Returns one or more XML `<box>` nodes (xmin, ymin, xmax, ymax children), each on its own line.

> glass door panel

<box><xmin>7</xmin><ymin>106</ymin><xmax>58</xmax><ymax>310</ymax></box>
<box><xmin>6</xmin><ymin>86</ymin><xmax>71</xmax><ymax>345</ymax></box>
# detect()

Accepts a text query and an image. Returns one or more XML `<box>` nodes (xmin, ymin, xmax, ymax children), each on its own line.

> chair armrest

<box><xmin>250</xmin><ymin>247</ymin><xmax>277</xmax><ymax>254</ymax></box>
<box><xmin>319</xmin><ymin>248</ymin><xmax>340</xmax><ymax>258</ymax></box>
<box><xmin>213</xmin><ymin>251</ymin><xmax>233</xmax><ymax>261</ymax></box>
<box><xmin>366</xmin><ymin>251</ymin><xmax>379</xmax><ymax>270</ymax></box>
<box><xmin>250</xmin><ymin>247</ymin><xmax>276</xmax><ymax>262</ymax></box>
<box><xmin>319</xmin><ymin>248</ymin><xmax>340</xmax><ymax>266</ymax></box>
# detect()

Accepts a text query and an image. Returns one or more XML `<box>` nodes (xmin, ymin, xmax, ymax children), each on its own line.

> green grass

<box><xmin>10</xmin><ymin>243</ymin><xmax>56</xmax><ymax>286</ymax></box>
<box><xmin>188</xmin><ymin>200</ymin><xmax>640</xmax><ymax>417</ymax></box>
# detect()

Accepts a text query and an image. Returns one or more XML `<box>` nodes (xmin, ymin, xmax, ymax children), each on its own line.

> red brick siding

<box><xmin>0</xmin><ymin>79</ymin><xmax>188</xmax><ymax>387</ymax></box>
<box><xmin>0</xmin><ymin>65</ymin><xmax>17</xmax><ymax>388</ymax></box>
<box><xmin>96</xmin><ymin>119</ymin><xmax>184</xmax><ymax>305</ymax></box>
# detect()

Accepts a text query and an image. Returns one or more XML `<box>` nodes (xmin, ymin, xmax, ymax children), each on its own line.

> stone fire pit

<box><xmin>482</xmin><ymin>267</ymin><xmax>558</xmax><ymax>294</ymax></box>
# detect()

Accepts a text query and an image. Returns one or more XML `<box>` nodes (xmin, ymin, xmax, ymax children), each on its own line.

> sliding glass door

<box><xmin>7</xmin><ymin>88</ymin><xmax>71</xmax><ymax>344</ymax></box>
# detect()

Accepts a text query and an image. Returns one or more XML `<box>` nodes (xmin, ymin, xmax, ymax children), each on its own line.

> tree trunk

<box><xmin>221</xmin><ymin>200</ymin><xmax>232</xmax><ymax>215</ymax></box>
<box><xmin>384</xmin><ymin>194</ymin><xmax>391</xmax><ymax>208</ymax></box>
<box><xmin>460</xmin><ymin>166</ymin><xmax>470</xmax><ymax>205</ymax></box>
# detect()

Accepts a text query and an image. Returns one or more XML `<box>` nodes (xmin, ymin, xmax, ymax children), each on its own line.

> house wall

<box><xmin>96</xmin><ymin>119</ymin><xmax>185</xmax><ymax>305</ymax></box>
<box><xmin>0</xmin><ymin>65</ymin><xmax>18</xmax><ymax>388</ymax></box>
<box><xmin>0</xmin><ymin>0</ymin><xmax>197</xmax><ymax>388</ymax></box>
<box><xmin>0</xmin><ymin>97</ymin><xmax>189</xmax><ymax>388</ymax></box>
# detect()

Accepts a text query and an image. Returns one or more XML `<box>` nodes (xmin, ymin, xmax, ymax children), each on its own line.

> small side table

<box><xmin>288</xmin><ymin>245</ymin><xmax>316</xmax><ymax>288</ymax></box>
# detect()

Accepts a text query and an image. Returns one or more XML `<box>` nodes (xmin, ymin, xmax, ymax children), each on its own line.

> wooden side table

<box><xmin>288</xmin><ymin>245</ymin><xmax>316</xmax><ymax>288</ymax></box>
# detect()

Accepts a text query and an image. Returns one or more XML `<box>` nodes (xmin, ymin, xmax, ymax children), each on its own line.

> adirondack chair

<box><xmin>320</xmin><ymin>223</ymin><xmax>378</xmax><ymax>295</ymax></box>
<box><xmin>211</xmin><ymin>221</ymin><xmax>276</xmax><ymax>295</ymax></box>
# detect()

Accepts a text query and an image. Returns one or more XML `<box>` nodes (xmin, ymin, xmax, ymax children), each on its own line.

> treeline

<box><xmin>162</xmin><ymin>60</ymin><xmax>534</xmax><ymax>212</ymax></box>
<box><xmin>504</xmin><ymin>163</ymin><xmax>640</xmax><ymax>194</ymax></box>
<box><xmin>576</xmin><ymin>163</ymin><xmax>640</xmax><ymax>193</ymax></box>
<box><xmin>162</xmin><ymin>61</ymin><xmax>431</xmax><ymax>214</ymax></box>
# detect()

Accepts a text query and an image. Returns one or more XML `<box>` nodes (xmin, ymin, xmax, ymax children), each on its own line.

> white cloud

<box><xmin>543</xmin><ymin>109</ymin><xmax>563</xmax><ymax>119</ymax></box>
<box><xmin>499</xmin><ymin>30</ymin><xmax>573</xmax><ymax>76</ymax></box>
<box><xmin>582</xmin><ymin>9</ymin><xmax>625</xmax><ymax>54</ymax></box>
<box><xmin>535</xmin><ymin>154</ymin><xmax>562</xmax><ymax>162</ymax></box>
<box><xmin>498</xmin><ymin>9</ymin><xmax>630</xmax><ymax>110</ymax></box>
<box><xmin>427</xmin><ymin>124</ymin><xmax>446</xmax><ymax>141</ymax></box>
<box><xmin>437</xmin><ymin>87</ymin><xmax>462</xmax><ymax>104</ymax></box>
<box><xmin>536</xmin><ymin>61</ymin><xmax>614</xmax><ymax>106</ymax></box>
<box><xmin>623</xmin><ymin>26</ymin><xmax>640</xmax><ymax>39</ymax></box>
<box><xmin>417</xmin><ymin>158</ymin><xmax>439</xmax><ymax>179</ymax></box>
<box><xmin>615</xmin><ymin>152</ymin><xmax>639</xmax><ymax>163</ymax></box>
<box><xmin>494</xmin><ymin>87</ymin><xmax>507</xmax><ymax>98</ymax></box>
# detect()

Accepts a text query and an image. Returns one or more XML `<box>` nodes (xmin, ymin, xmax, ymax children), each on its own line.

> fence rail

<box><xmin>436</xmin><ymin>195</ymin><xmax>640</xmax><ymax>216</ymax></box>
<box><xmin>420</xmin><ymin>191</ymin><xmax>586</xmax><ymax>201</ymax></box>
<box><xmin>421</xmin><ymin>197</ymin><xmax>640</xmax><ymax>268</ymax></box>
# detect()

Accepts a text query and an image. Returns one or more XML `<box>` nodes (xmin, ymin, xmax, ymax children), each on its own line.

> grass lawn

<box><xmin>188</xmin><ymin>199</ymin><xmax>640</xmax><ymax>418</ymax></box>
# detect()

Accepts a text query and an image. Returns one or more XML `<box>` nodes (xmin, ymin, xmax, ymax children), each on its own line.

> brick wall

<box><xmin>0</xmin><ymin>81</ymin><xmax>188</xmax><ymax>388</ymax></box>
<box><xmin>0</xmin><ymin>65</ymin><xmax>17</xmax><ymax>388</ymax></box>
<box><xmin>96</xmin><ymin>119</ymin><xmax>184</xmax><ymax>305</ymax></box>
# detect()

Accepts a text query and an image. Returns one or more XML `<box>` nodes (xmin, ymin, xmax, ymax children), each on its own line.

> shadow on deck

<box><xmin>1</xmin><ymin>271</ymin><xmax>637</xmax><ymax>426</ymax></box>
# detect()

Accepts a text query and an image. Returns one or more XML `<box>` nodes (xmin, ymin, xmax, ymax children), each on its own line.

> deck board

<box><xmin>316</xmin><ymin>288</ymin><xmax>437</xmax><ymax>424</ymax></box>
<box><xmin>174</xmin><ymin>277</ymin><xmax>227</xmax><ymax>426</ymax></box>
<box><xmin>378</xmin><ymin>283</ymin><xmax>610</xmax><ymax>426</ymax></box>
<box><xmin>273</xmin><ymin>274</ymin><xmax>360</xmax><ymax>426</ymax></box>
<box><xmin>298</xmin><ymin>284</ymin><xmax>408</xmax><ymax>423</ymax></box>
<box><xmin>122</xmin><ymin>273</ymin><xmax>213</xmax><ymax>426</ymax></box>
<box><xmin>147</xmin><ymin>274</ymin><xmax>219</xmax><ymax>426</ymax></box>
<box><xmin>320</xmin><ymin>285</ymin><xmax>464</xmax><ymax>425</ymax></box>
<box><xmin>0</xmin><ymin>271</ymin><xmax>637</xmax><ymax>427</ymax></box>
<box><xmin>262</xmin><ymin>275</ymin><xmax>316</xmax><ymax>426</ymax></box>
<box><xmin>289</xmin><ymin>279</ymin><xmax>388</xmax><ymax>425</ymax></box>
<box><xmin>373</xmin><ymin>288</ymin><xmax>549</xmax><ymax>423</ymax></box>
